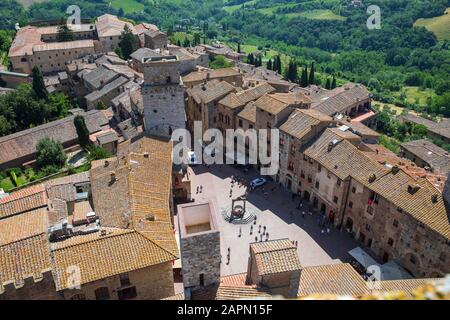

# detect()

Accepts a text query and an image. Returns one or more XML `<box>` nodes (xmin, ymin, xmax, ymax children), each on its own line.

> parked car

<box><xmin>250</xmin><ymin>177</ymin><xmax>267</xmax><ymax>189</ymax></box>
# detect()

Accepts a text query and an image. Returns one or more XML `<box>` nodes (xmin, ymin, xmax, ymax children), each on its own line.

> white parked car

<box><xmin>250</xmin><ymin>178</ymin><xmax>267</xmax><ymax>189</ymax></box>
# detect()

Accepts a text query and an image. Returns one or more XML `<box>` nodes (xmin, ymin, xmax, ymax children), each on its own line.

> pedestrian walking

<box><xmin>302</xmin><ymin>211</ymin><xmax>306</xmax><ymax>218</ymax></box>
<box><xmin>250</xmin><ymin>225</ymin><xmax>253</xmax><ymax>235</ymax></box>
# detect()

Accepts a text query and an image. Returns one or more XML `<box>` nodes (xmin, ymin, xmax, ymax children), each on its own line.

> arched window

<box><xmin>69</xmin><ymin>293</ymin><xmax>86</xmax><ymax>300</ymax></box>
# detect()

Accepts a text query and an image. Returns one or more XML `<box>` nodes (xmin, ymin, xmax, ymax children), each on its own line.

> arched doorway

<box><xmin>345</xmin><ymin>217</ymin><xmax>353</xmax><ymax>232</ymax></box>
<box><xmin>303</xmin><ymin>190</ymin><xmax>310</xmax><ymax>202</ymax></box>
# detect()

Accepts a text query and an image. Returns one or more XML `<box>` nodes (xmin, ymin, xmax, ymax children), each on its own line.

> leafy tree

<box><xmin>32</xmin><ymin>66</ymin><xmax>48</xmax><ymax>100</ymax></box>
<box><xmin>56</xmin><ymin>24</ymin><xmax>74</xmax><ymax>42</ymax></box>
<box><xmin>209</xmin><ymin>55</ymin><xmax>234</xmax><ymax>69</ymax></box>
<box><xmin>48</xmin><ymin>93</ymin><xmax>70</xmax><ymax>119</ymax></box>
<box><xmin>96</xmin><ymin>101</ymin><xmax>107</xmax><ymax>110</ymax></box>
<box><xmin>36</xmin><ymin>138</ymin><xmax>66</xmax><ymax>169</ymax></box>
<box><xmin>74</xmin><ymin>115</ymin><xmax>91</xmax><ymax>148</ymax></box>
<box><xmin>86</xmin><ymin>145</ymin><xmax>112</xmax><ymax>162</ymax></box>
<box><xmin>118</xmin><ymin>25</ymin><xmax>136</xmax><ymax>60</ymax></box>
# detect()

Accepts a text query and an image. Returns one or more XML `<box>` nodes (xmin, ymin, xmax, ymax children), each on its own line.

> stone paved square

<box><xmin>176</xmin><ymin>164</ymin><xmax>362</xmax><ymax>277</ymax></box>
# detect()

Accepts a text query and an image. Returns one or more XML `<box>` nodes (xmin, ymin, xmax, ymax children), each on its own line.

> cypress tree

<box><xmin>267</xmin><ymin>59</ymin><xmax>273</xmax><ymax>70</ymax></box>
<box><xmin>331</xmin><ymin>76</ymin><xmax>337</xmax><ymax>89</ymax></box>
<box><xmin>74</xmin><ymin>115</ymin><xmax>91</xmax><ymax>148</ymax></box>
<box><xmin>325</xmin><ymin>78</ymin><xmax>331</xmax><ymax>90</ymax></box>
<box><xmin>300</xmin><ymin>68</ymin><xmax>307</xmax><ymax>87</ymax></box>
<box><xmin>237</xmin><ymin>42</ymin><xmax>241</xmax><ymax>53</ymax></box>
<box><xmin>247</xmin><ymin>53</ymin><xmax>254</xmax><ymax>65</ymax></box>
<box><xmin>32</xmin><ymin>66</ymin><xmax>48</xmax><ymax>100</ymax></box>
<box><xmin>309</xmin><ymin>62</ymin><xmax>315</xmax><ymax>85</ymax></box>
<box><xmin>276</xmin><ymin>56</ymin><xmax>282</xmax><ymax>74</ymax></box>
<box><xmin>304</xmin><ymin>65</ymin><xmax>308</xmax><ymax>86</ymax></box>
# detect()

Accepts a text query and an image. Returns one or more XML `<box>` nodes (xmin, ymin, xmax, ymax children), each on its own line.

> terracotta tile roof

<box><xmin>254</xmin><ymin>94</ymin><xmax>289</xmax><ymax>115</ymax></box>
<box><xmin>90</xmin><ymin>136</ymin><xmax>178</xmax><ymax>256</ymax></box>
<box><xmin>216</xmin><ymin>284</ymin><xmax>272</xmax><ymax>300</ymax></box>
<box><xmin>0</xmin><ymin>184</ymin><xmax>48</xmax><ymax>219</ymax></box>
<box><xmin>312</xmin><ymin>84</ymin><xmax>370</xmax><ymax>116</ymax></box>
<box><xmin>304</xmin><ymin>129</ymin><xmax>450</xmax><ymax>239</ymax></box>
<box><xmin>33</xmin><ymin>40</ymin><xmax>94</xmax><ymax>52</ymax></box>
<box><xmin>128</xmin><ymin>137</ymin><xmax>178</xmax><ymax>256</ymax></box>
<box><xmin>8</xmin><ymin>26</ymin><xmax>43</xmax><ymax>57</ymax></box>
<box><xmin>361</xmin><ymin>144</ymin><xmax>447</xmax><ymax>192</ymax></box>
<box><xmin>72</xmin><ymin>201</ymin><xmax>94</xmax><ymax>225</ymax></box>
<box><xmin>298</xmin><ymin>263</ymin><xmax>369</xmax><ymax>297</ymax></box>
<box><xmin>0</xmin><ymin>208</ymin><xmax>48</xmax><ymax>246</ymax></box>
<box><xmin>0</xmin><ymin>234</ymin><xmax>52</xmax><ymax>290</ymax></box>
<box><xmin>90</xmin><ymin>159</ymin><xmax>131</xmax><ymax>229</ymax></box>
<box><xmin>401</xmin><ymin>139</ymin><xmax>450</xmax><ymax>173</ymax></box>
<box><xmin>45</xmin><ymin>172</ymin><xmax>90</xmax><ymax>188</ymax></box>
<box><xmin>237</xmin><ymin>101</ymin><xmax>257</xmax><ymax>124</ymax></box>
<box><xmin>340</xmin><ymin>120</ymin><xmax>380</xmax><ymax>138</ymax></box>
<box><xmin>51</xmin><ymin>228</ymin><xmax>176</xmax><ymax>291</ymax></box>
<box><xmin>329</xmin><ymin>127</ymin><xmax>362</xmax><ymax>142</ymax></box>
<box><xmin>161</xmin><ymin>292</ymin><xmax>185</xmax><ymax>300</ymax></box>
<box><xmin>251</xmin><ymin>239</ymin><xmax>302</xmax><ymax>276</ymax></box>
<box><xmin>96</xmin><ymin>14</ymin><xmax>137</xmax><ymax>38</ymax></box>
<box><xmin>280</xmin><ymin>109</ymin><xmax>332</xmax><ymax>140</ymax></box>
<box><xmin>270</xmin><ymin>92</ymin><xmax>312</xmax><ymax>105</ymax></box>
<box><xmin>0</xmin><ymin>110</ymin><xmax>108</xmax><ymax>167</ymax></box>
<box><xmin>187</xmin><ymin>80</ymin><xmax>236</xmax><ymax>105</ymax></box>
<box><xmin>46</xmin><ymin>184</ymin><xmax>76</xmax><ymax>202</ymax></box>
<box><xmin>0</xmin><ymin>208</ymin><xmax>51</xmax><ymax>290</ymax></box>
<box><xmin>373</xmin><ymin>278</ymin><xmax>440</xmax><ymax>296</ymax></box>
<box><xmin>182</xmin><ymin>67</ymin><xmax>241</xmax><ymax>84</ymax></box>
<box><xmin>219</xmin><ymin>83</ymin><xmax>275</xmax><ymax>109</ymax></box>
<box><xmin>398</xmin><ymin>114</ymin><xmax>437</xmax><ymax>128</ymax></box>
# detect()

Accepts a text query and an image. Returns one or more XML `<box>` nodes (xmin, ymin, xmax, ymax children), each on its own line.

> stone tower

<box><xmin>177</xmin><ymin>201</ymin><xmax>221</xmax><ymax>294</ymax></box>
<box><xmin>141</xmin><ymin>55</ymin><xmax>186</xmax><ymax>138</ymax></box>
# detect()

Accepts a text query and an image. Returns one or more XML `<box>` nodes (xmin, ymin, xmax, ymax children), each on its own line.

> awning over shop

<box><xmin>348</xmin><ymin>247</ymin><xmax>379</xmax><ymax>269</ymax></box>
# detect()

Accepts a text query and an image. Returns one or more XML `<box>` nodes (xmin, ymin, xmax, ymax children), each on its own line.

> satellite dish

<box><xmin>14</xmin><ymin>23</ymin><xmax>20</xmax><ymax>31</ymax></box>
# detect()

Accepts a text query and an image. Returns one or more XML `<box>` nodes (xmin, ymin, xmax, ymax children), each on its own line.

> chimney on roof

<box><xmin>206</xmin><ymin>72</ymin><xmax>211</xmax><ymax>80</ymax></box>
<box><xmin>392</xmin><ymin>165</ymin><xmax>400</xmax><ymax>174</ymax></box>
<box><xmin>431</xmin><ymin>194</ymin><xmax>439</xmax><ymax>204</ymax></box>
<box><xmin>368</xmin><ymin>174</ymin><xmax>376</xmax><ymax>183</ymax></box>
<box><xmin>100</xmin><ymin>229</ymin><xmax>107</xmax><ymax>236</ymax></box>
<box><xmin>104</xmin><ymin>160</ymin><xmax>110</xmax><ymax>167</ymax></box>
<box><xmin>407</xmin><ymin>184</ymin><xmax>420</xmax><ymax>195</ymax></box>
<box><xmin>110</xmin><ymin>171</ymin><xmax>116</xmax><ymax>182</ymax></box>
<box><xmin>143</xmin><ymin>152</ymin><xmax>149</xmax><ymax>158</ymax></box>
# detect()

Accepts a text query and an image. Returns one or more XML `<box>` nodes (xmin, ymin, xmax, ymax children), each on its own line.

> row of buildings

<box><xmin>0</xmin><ymin>14</ymin><xmax>449</xmax><ymax>300</ymax></box>
<box><xmin>182</xmin><ymin>68</ymin><xmax>449</xmax><ymax>280</ymax></box>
